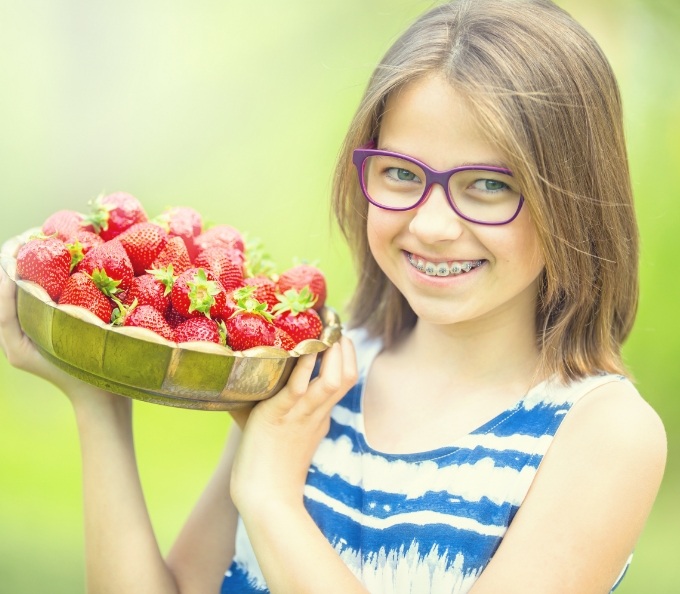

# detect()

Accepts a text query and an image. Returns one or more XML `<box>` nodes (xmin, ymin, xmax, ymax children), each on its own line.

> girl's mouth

<box><xmin>407</xmin><ymin>252</ymin><xmax>485</xmax><ymax>277</ymax></box>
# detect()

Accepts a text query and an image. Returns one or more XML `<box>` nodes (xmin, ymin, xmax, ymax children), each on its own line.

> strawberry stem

<box><xmin>272</xmin><ymin>287</ymin><xmax>317</xmax><ymax>316</ymax></box>
<box><xmin>187</xmin><ymin>268</ymin><xmax>220</xmax><ymax>317</ymax></box>
<box><xmin>89</xmin><ymin>268</ymin><xmax>122</xmax><ymax>297</ymax></box>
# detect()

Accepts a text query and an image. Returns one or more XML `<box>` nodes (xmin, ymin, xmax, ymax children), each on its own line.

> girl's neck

<box><xmin>396</xmin><ymin>311</ymin><xmax>542</xmax><ymax>390</ymax></box>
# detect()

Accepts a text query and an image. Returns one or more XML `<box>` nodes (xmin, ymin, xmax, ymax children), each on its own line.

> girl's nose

<box><xmin>408</xmin><ymin>184</ymin><xmax>466</xmax><ymax>242</ymax></box>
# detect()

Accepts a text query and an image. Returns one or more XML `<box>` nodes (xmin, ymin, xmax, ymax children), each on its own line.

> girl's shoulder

<box><xmin>549</xmin><ymin>374</ymin><xmax>667</xmax><ymax>482</ymax></box>
<box><xmin>562</xmin><ymin>374</ymin><xmax>664</xmax><ymax>436</ymax></box>
<box><xmin>483</xmin><ymin>376</ymin><xmax>667</xmax><ymax>592</ymax></box>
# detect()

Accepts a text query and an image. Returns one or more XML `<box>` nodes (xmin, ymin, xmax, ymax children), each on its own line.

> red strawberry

<box><xmin>273</xmin><ymin>327</ymin><xmax>296</xmax><ymax>351</ymax></box>
<box><xmin>114</xmin><ymin>302</ymin><xmax>175</xmax><ymax>341</ymax></box>
<box><xmin>194</xmin><ymin>246</ymin><xmax>244</xmax><ymax>292</ymax></box>
<box><xmin>171</xmin><ymin>267</ymin><xmax>227</xmax><ymax>319</ymax></box>
<box><xmin>272</xmin><ymin>287</ymin><xmax>323</xmax><ymax>344</ymax></box>
<box><xmin>76</xmin><ymin>239</ymin><xmax>135</xmax><ymax>295</ymax></box>
<box><xmin>86</xmin><ymin>192</ymin><xmax>148</xmax><ymax>241</ymax></box>
<box><xmin>150</xmin><ymin>235</ymin><xmax>193</xmax><ymax>275</ymax></box>
<box><xmin>154</xmin><ymin>206</ymin><xmax>203</xmax><ymax>261</ymax></box>
<box><xmin>42</xmin><ymin>210</ymin><xmax>94</xmax><ymax>241</ymax></box>
<box><xmin>65</xmin><ymin>231</ymin><xmax>107</xmax><ymax>275</ymax></box>
<box><xmin>70</xmin><ymin>229</ymin><xmax>104</xmax><ymax>254</ymax></box>
<box><xmin>224</xmin><ymin>299</ymin><xmax>277</xmax><ymax>351</ymax></box>
<box><xmin>164</xmin><ymin>303</ymin><xmax>187</xmax><ymax>329</ymax></box>
<box><xmin>121</xmin><ymin>270</ymin><xmax>174</xmax><ymax>314</ymax></box>
<box><xmin>243</xmin><ymin>275</ymin><xmax>279</xmax><ymax>310</ymax></box>
<box><xmin>117</xmin><ymin>222</ymin><xmax>168</xmax><ymax>275</ymax></box>
<box><xmin>219</xmin><ymin>286</ymin><xmax>245</xmax><ymax>320</ymax></box>
<box><xmin>58</xmin><ymin>272</ymin><xmax>114</xmax><ymax>323</ymax></box>
<box><xmin>194</xmin><ymin>224</ymin><xmax>245</xmax><ymax>255</ymax></box>
<box><xmin>277</xmin><ymin>263</ymin><xmax>327</xmax><ymax>311</ymax></box>
<box><xmin>174</xmin><ymin>316</ymin><xmax>224</xmax><ymax>344</ymax></box>
<box><xmin>16</xmin><ymin>237</ymin><xmax>72</xmax><ymax>301</ymax></box>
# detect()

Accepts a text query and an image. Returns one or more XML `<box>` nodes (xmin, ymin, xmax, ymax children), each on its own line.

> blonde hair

<box><xmin>332</xmin><ymin>0</ymin><xmax>639</xmax><ymax>382</ymax></box>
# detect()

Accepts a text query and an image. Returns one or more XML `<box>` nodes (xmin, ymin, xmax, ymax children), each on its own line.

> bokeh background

<box><xmin>0</xmin><ymin>0</ymin><xmax>678</xmax><ymax>592</ymax></box>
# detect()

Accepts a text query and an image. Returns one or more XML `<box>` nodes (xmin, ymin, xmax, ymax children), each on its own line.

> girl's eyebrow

<box><xmin>377</xmin><ymin>145</ymin><xmax>512</xmax><ymax>171</ymax></box>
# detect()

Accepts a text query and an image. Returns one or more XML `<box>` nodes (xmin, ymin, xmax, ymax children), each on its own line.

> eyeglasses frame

<box><xmin>352</xmin><ymin>144</ymin><xmax>524</xmax><ymax>226</ymax></box>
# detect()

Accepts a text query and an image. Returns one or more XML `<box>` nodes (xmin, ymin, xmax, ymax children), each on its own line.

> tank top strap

<box><xmin>523</xmin><ymin>372</ymin><xmax>628</xmax><ymax>411</ymax></box>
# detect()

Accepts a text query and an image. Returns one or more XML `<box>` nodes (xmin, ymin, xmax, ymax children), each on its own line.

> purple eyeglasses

<box><xmin>352</xmin><ymin>143</ymin><xmax>524</xmax><ymax>225</ymax></box>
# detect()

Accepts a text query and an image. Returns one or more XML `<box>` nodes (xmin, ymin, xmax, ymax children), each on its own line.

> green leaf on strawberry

<box><xmin>147</xmin><ymin>264</ymin><xmax>177</xmax><ymax>296</ymax></box>
<box><xmin>89</xmin><ymin>267</ymin><xmax>123</xmax><ymax>298</ymax></box>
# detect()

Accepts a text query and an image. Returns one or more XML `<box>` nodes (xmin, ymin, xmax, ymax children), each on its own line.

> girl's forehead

<box><xmin>379</xmin><ymin>74</ymin><xmax>511</xmax><ymax>169</ymax></box>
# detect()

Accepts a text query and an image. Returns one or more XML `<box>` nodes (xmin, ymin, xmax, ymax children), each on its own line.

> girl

<box><xmin>0</xmin><ymin>0</ymin><xmax>666</xmax><ymax>592</ymax></box>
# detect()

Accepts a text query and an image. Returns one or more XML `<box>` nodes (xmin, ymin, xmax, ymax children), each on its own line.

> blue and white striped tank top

<box><xmin>221</xmin><ymin>328</ymin><xmax>632</xmax><ymax>593</ymax></box>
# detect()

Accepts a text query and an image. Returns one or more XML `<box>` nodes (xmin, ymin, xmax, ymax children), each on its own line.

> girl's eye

<box><xmin>472</xmin><ymin>179</ymin><xmax>509</xmax><ymax>192</ymax></box>
<box><xmin>387</xmin><ymin>167</ymin><xmax>421</xmax><ymax>183</ymax></box>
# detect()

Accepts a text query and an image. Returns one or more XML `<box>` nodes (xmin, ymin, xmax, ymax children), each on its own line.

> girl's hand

<box><xmin>230</xmin><ymin>336</ymin><xmax>357</xmax><ymax>515</ymax></box>
<box><xmin>0</xmin><ymin>266</ymin><xmax>126</xmax><ymax>412</ymax></box>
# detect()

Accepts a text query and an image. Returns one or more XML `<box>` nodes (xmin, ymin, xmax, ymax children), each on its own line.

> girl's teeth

<box><xmin>436</xmin><ymin>263</ymin><xmax>450</xmax><ymax>276</ymax></box>
<box><xmin>408</xmin><ymin>253</ymin><xmax>482</xmax><ymax>277</ymax></box>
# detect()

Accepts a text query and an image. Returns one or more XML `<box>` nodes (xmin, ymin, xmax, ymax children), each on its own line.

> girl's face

<box><xmin>366</xmin><ymin>73</ymin><xmax>545</xmax><ymax>331</ymax></box>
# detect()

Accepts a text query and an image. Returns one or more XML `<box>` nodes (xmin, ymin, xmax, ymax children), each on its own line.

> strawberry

<box><xmin>58</xmin><ymin>272</ymin><xmax>114</xmax><ymax>323</ymax></box>
<box><xmin>150</xmin><ymin>235</ymin><xmax>192</xmax><ymax>275</ymax></box>
<box><xmin>86</xmin><ymin>192</ymin><xmax>148</xmax><ymax>241</ymax></box>
<box><xmin>224</xmin><ymin>298</ymin><xmax>277</xmax><ymax>351</ymax></box>
<box><xmin>121</xmin><ymin>269</ymin><xmax>174</xmax><ymax>315</ymax></box>
<box><xmin>117</xmin><ymin>222</ymin><xmax>168</xmax><ymax>275</ymax></box>
<box><xmin>272</xmin><ymin>287</ymin><xmax>323</xmax><ymax>344</ymax></box>
<box><xmin>219</xmin><ymin>286</ymin><xmax>245</xmax><ymax>320</ymax></box>
<box><xmin>154</xmin><ymin>206</ymin><xmax>203</xmax><ymax>261</ymax></box>
<box><xmin>194</xmin><ymin>246</ymin><xmax>244</xmax><ymax>292</ymax></box>
<box><xmin>171</xmin><ymin>267</ymin><xmax>227</xmax><ymax>319</ymax></box>
<box><xmin>277</xmin><ymin>263</ymin><xmax>327</xmax><ymax>311</ymax></box>
<box><xmin>70</xmin><ymin>229</ymin><xmax>104</xmax><ymax>254</ymax></box>
<box><xmin>194</xmin><ymin>224</ymin><xmax>245</xmax><ymax>255</ymax></box>
<box><xmin>16</xmin><ymin>236</ymin><xmax>72</xmax><ymax>301</ymax></box>
<box><xmin>243</xmin><ymin>275</ymin><xmax>279</xmax><ymax>310</ymax></box>
<box><xmin>76</xmin><ymin>239</ymin><xmax>135</xmax><ymax>295</ymax></box>
<box><xmin>42</xmin><ymin>210</ymin><xmax>94</xmax><ymax>241</ymax></box>
<box><xmin>174</xmin><ymin>316</ymin><xmax>224</xmax><ymax>345</ymax></box>
<box><xmin>114</xmin><ymin>302</ymin><xmax>175</xmax><ymax>341</ymax></box>
<box><xmin>64</xmin><ymin>231</ymin><xmax>107</xmax><ymax>275</ymax></box>
<box><xmin>164</xmin><ymin>303</ymin><xmax>187</xmax><ymax>329</ymax></box>
<box><xmin>273</xmin><ymin>327</ymin><xmax>296</xmax><ymax>351</ymax></box>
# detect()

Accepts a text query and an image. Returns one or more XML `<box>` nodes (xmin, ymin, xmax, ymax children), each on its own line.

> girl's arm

<box><xmin>0</xmin><ymin>268</ymin><xmax>181</xmax><ymax>593</ymax></box>
<box><xmin>0</xmin><ymin>268</ymin><xmax>240</xmax><ymax>593</ymax></box>
<box><xmin>469</xmin><ymin>380</ymin><xmax>667</xmax><ymax>594</ymax></box>
<box><xmin>165</xmin><ymin>423</ymin><xmax>241</xmax><ymax>593</ymax></box>
<box><xmin>2</xmin><ymin>268</ymin><xmax>365</xmax><ymax>593</ymax></box>
<box><xmin>229</xmin><ymin>337</ymin><xmax>371</xmax><ymax>594</ymax></box>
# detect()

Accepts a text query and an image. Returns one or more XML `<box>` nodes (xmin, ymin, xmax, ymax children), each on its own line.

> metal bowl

<box><xmin>0</xmin><ymin>229</ymin><xmax>342</xmax><ymax>411</ymax></box>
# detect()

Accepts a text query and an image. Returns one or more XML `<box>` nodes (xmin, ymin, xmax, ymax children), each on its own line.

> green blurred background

<box><xmin>0</xmin><ymin>1</ymin><xmax>678</xmax><ymax>592</ymax></box>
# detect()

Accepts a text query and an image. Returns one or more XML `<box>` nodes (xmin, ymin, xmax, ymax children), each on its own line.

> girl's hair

<box><xmin>332</xmin><ymin>0</ymin><xmax>639</xmax><ymax>382</ymax></box>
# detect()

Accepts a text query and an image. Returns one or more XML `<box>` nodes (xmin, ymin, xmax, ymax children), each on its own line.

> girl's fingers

<box><xmin>0</xmin><ymin>268</ymin><xmax>27</xmax><ymax>363</ymax></box>
<box><xmin>0</xmin><ymin>267</ymin><xmax>66</xmax><ymax>384</ymax></box>
<box><xmin>304</xmin><ymin>337</ymin><xmax>358</xmax><ymax>415</ymax></box>
<box><xmin>266</xmin><ymin>352</ymin><xmax>318</xmax><ymax>414</ymax></box>
<box><xmin>319</xmin><ymin>336</ymin><xmax>357</xmax><ymax>413</ymax></box>
<box><xmin>244</xmin><ymin>337</ymin><xmax>357</xmax><ymax>422</ymax></box>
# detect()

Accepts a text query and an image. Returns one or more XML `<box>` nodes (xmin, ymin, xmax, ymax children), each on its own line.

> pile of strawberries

<box><xmin>14</xmin><ymin>192</ymin><xmax>328</xmax><ymax>351</ymax></box>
